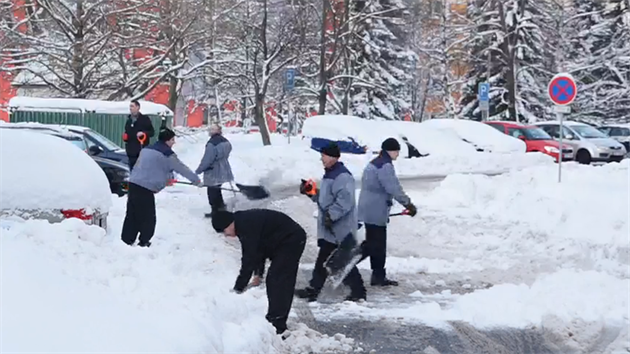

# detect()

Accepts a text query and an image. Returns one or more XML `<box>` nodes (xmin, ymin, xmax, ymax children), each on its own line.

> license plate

<box><xmin>563</xmin><ymin>153</ymin><xmax>573</xmax><ymax>158</ymax></box>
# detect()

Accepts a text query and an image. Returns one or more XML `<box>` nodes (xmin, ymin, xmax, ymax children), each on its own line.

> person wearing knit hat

<box><xmin>195</xmin><ymin>124</ymin><xmax>234</xmax><ymax>217</ymax></box>
<box><xmin>212</xmin><ymin>208</ymin><xmax>307</xmax><ymax>338</ymax></box>
<box><xmin>356</xmin><ymin>137</ymin><xmax>417</xmax><ymax>287</ymax></box>
<box><xmin>295</xmin><ymin>142</ymin><xmax>367</xmax><ymax>303</ymax></box>
<box><xmin>121</xmin><ymin>127</ymin><xmax>202</xmax><ymax>247</ymax></box>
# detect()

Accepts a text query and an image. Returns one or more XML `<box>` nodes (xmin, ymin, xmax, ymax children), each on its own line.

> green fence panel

<box><xmin>86</xmin><ymin>113</ymin><xmax>128</xmax><ymax>147</ymax></box>
<box><xmin>10</xmin><ymin>111</ymin><xmax>84</xmax><ymax>126</ymax></box>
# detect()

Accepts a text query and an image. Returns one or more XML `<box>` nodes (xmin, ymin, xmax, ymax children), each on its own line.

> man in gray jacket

<box><xmin>121</xmin><ymin>128</ymin><xmax>201</xmax><ymax>247</ymax></box>
<box><xmin>295</xmin><ymin>143</ymin><xmax>366</xmax><ymax>302</ymax></box>
<box><xmin>358</xmin><ymin>138</ymin><xmax>417</xmax><ymax>286</ymax></box>
<box><xmin>195</xmin><ymin>124</ymin><xmax>234</xmax><ymax>216</ymax></box>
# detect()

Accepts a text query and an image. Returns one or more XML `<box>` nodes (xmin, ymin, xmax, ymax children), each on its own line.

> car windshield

<box><xmin>522</xmin><ymin>127</ymin><xmax>552</xmax><ymax>140</ymax></box>
<box><xmin>86</xmin><ymin>129</ymin><xmax>122</xmax><ymax>150</ymax></box>
<box><xmin>571</xmin><ymin>125</ymin><xmax>608</xmax><ymax>139</ymax></box>
<box><xmin>68</xmin><ymin>139</ymin><xmax>87</xmax><ymax>150</ymax></box>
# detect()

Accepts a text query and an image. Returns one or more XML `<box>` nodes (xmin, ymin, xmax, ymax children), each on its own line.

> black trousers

<box><xmin>361</xmin><ymin>224</ymin><xmax>387</xmax><ymax>279</ymax></box>
<box><xmin>128</xmin><ymin>155</ymin><xmax>139</xmax><ymax>172</ymax></box>
<box><xmin>206</xmin><ymin>185</ymin><xmax>226</xmax><ymax>211</ymax></box>
<box><xmin>309</xmin><ymin>236</ymin><xmax>365</xmax><ymax>296</ymax></box>
<box><xmin>265</xmin><ymin>230</ymin><xmax>306</xmax><ymax>333</ymax></box>
<box><xmin>121</xmin><ymin>183</ymin><xmax>156</xmax><ymax>245</ymax></box>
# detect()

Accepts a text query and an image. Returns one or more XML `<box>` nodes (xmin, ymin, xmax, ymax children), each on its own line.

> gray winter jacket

<box><xmin>310</xmin><ymin>162</ymin><xmax>357</xmax><ymax>244</ymax></box>
<box><xmin>358</xmin><ymin>153</ymin><xmax>410</xmax><ymax>226</ymax></box>
<box><xmin>195</xmin><ymin>133</ymin><xmax>234</xmax><ymax>186</ymax></box>
<box><xmin>129</xmin><ymin>141</ymin><xmax>200</xmax><ymax>193</ymax></box>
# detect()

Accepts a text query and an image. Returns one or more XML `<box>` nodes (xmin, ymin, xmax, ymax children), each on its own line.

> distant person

<box><xmin>123</xmin><ymin>100</ymin><xmax>155</xmax><ymax>171</ymax></box>
<box><xmin>121</xmin><ymin>128</ymin><xmax>201</xmax><ymax>247</ymax></box>
<box><xmin>211</xmin><ymin>208</ymin><xmax>306</xmax><ymax>337</ymax></box>
<box><xmin>195</xmin><ymin>124</ymin><xmax>234</xmax><ymax>216</ymax></box>
<box><xmin>357</xmin><ymin>138</ymin><xmax>417</xmax><ymax>286</ymax></box>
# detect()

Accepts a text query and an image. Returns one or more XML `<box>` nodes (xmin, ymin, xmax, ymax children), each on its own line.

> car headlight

<box><xmin>544</xmin><ymin>146</ymin><xmax>559</xmax><ymax>153</ymax></box>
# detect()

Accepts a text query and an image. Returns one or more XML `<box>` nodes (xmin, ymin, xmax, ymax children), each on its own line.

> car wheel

<box><xmin>576</xmin><ymin>149</ymin><xmax>591</xmax><ymax>164</ymax></box>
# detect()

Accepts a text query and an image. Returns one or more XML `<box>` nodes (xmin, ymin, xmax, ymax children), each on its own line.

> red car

<box><xmin>485</xmin><ymin>121</ymin><xmax>574</xmax><ymax>161</ymax></box>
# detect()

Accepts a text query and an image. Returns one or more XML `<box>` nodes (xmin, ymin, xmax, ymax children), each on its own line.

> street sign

<box><xmin>479</xmin><ymin>101</ymin><xmax>489</xmax><ymax>110</ymax></box>
<box><xmin>554</xmin><ymin>105</ymin><xmax>571</xmax><ymax>114</ymax></box>
<box><xmin>478</xmin><ymin>82</ymin><xmax>490</xmax><ymax>102</ymax></box>
<box><xmin>284</xmin><ymin>68</ymin><xmax>296</xmax><ymax>92</ymax></box>
<box><xmin>548</xmin><ymin>73</ymin><xmax>577</xmax><ymax>106</ymax></box>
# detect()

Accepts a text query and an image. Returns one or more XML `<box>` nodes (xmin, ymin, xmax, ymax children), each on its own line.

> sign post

<box><xmin>547</xmin><ymin>73</ymin><xmax>577</xmax><ymax>183</ymax></box>
<box><xmin>284</xmin><ymin>67</ymin><xmax>296</xmax><ymax>143</ymax></box>
<box><xmin>478</xmin><ymin>82</ymin><xmax>490</xmax><ymax>121</ymax></box>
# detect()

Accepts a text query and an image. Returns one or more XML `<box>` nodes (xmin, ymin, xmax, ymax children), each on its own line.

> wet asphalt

<box><xmin>237</xmin><ymin>174</ymin><xmax>623</xmax><ymax>354</ymax></box>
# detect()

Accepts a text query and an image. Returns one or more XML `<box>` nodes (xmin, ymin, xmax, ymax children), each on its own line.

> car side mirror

<box><xmin>564</xmin><ymin>134</ymin><xmax>574</xmax><ymax>140</ymax></box>
<box><xmin>88</xmin><ymin>145</ymin><xmax>102</xmax><ymax>155</ymax></box>
<box><xmin>518</xmin><ymin>135</ymin><xmax>526</xmax><ymax>140</ymax></box>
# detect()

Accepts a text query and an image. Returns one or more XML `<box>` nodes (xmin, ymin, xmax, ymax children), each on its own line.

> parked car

<box><xmin>0</xmin><ymin>129</ymin><xmax>112</xmax><ymax>229</ymax></box>
<box><xmin>485</xmin><ymin>121</ymin><xmax>574</xmax><ymax>161</ymax></box>
<box><xmin>3</xmin><ymin>122</ymin><xmax>129</xmax><ymax>164</ymax></box>
<box><xmin>533</xmin><ymin>120</ymin><xmax>626</xmax><ymax>164</ymax></box>
<box><xmin>0</xmin><ymin>123</ymin><xmax>130</xmax><ymax>196</ymax></box>
<box><xmin>598</xmin><ymin>123</ymin><xmax>630</xmax><ymax>152</ymax></box>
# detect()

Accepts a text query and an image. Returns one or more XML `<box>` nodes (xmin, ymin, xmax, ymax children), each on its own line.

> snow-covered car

<box><xmin>419</xmin><ymin>118</ymin><xmax>526</xmax><ymax>154</ymax></box>
<box><xmin>534</xmin><ymin>120</ymin><xmax>626</xmax><ymax>164</ymax></box>
<box><xmin>0</xmin><ymin>129</ymin><xmax>112</xmax><ymax>229</ymax></box>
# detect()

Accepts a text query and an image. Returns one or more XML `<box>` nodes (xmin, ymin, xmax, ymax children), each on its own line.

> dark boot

<box><xmin>344</xmin><ymin>293</ymin><xmax>366</xmax><ymax>302</ymax></box>
<box><xmin>371</xmin><ymin>269</ymin><xmax>398</xmax><ymax>286</ymax></box>
<box><xmin>295</xmin><ymin>286</ymin><xmax>319</xmax><ymax>302</ymax></box>
<box><xmin>138</xmin><ymin>241</ymin><xmax>151</xmax><ymax>248</ymax></box>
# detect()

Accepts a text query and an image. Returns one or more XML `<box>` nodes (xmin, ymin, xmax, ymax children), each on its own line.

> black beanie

<box><xmin>381</xmin><ymin>138</ymin><xmax>401</xmax><ymax>151</ymax></box>
<box><xmin>211</xmin><ymin>210</ymin><xmax>234</xmax><ymax>232</ymax></box>
<box><xmin>321</xmin><ymin>142</ymin><xmax>341</xmax><ymax>158</ymax></box>
<box><xmin>158</xmin><ymin>128</ymin><xmax>176</xmax><ymax>142</ymax></box>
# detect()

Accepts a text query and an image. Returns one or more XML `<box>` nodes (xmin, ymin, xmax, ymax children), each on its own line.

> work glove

<box><xmin>324</xmin><ymin>211</ymin><xmax>334</xmax><ymax>230</ymax></box>
<box><xmin>300</xmin><ymin>179</ymin><xmax>317</xmax><ymax>196</ymax></box>
<box><xmin>122</xmin><ymin>132</ymin><xmax>129</xmax><ymax>142</ymax></box>
<box><xmin>405</xmin><ymin>203</ymin><xmax>417</xmax><ymax>217</ymax></box>
<box><xmin>249</xmin><ymin>275</ymin><xmax>262</xmax><ymax>287</ymax></box>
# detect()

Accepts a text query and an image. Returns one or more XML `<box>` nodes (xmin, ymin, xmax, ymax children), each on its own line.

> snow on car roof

<box><xmin>0</xmin><ymin>122</ymin><xmax>84</xmax><ymax>139</ymax></box>
<box><xmin>600</xmin><ymin>123</ymin><xmax>630</xmax><ymax>128</ymax></box>
<box><xmin>8</xmin><ymin>97</ymin><xmax>173</xmax><ymax>116</ymax></box>
<box><xmin>533</xmin><ymin>120</ymin><xmax>587</xmax><ymax>126</ymax></box>
<box><xmin>0</xmin><ymin>129</ymin><xmax>112</xmax><ymax>212</ymax></box>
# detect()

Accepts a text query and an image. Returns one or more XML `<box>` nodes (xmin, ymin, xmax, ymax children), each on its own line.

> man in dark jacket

<box><xmin>357</xmin><ymin>138</ymin><xmax>417</xmax><ymax>286</ymax></box>
<box><xmin>121</xmin><ymin>128</ymin><xmax>201</xmax><ymax>247</ymax></box>
<box><xmin>295</xmin><ymin>143</ymin><xmax>367</xmax><ymax>302</ymax></box>
<box><xmin>123</xmin><ymin>100</ymin><xmax>155</xmax><ymax>171</ymax></box>
<box><xmin>211</xmin><ymin>209</ymin><xmax>306</xmax><ymax>337</ymax></box>
<box><xmin>195</xmin><ymin>124</ymin><xmax>234</xmax><ymax>216</ymax></box>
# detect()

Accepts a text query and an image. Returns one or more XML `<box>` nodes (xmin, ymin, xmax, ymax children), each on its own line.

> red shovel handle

<box><xmin>137</xmin><ymin>132</ymin><xmax>147</xmax><ymax>144</ymax></box>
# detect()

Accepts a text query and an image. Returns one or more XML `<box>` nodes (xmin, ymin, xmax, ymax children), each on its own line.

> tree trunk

<box><xmin>317</xmin><ymin>0</ymin><xmax>330</xmax><ymax>115</ymax></box>
<box><xmin>168</xmin><ymin>75</ymin><xmax>178</xmax><ymax>112</ymax></box>
<box><xmin>254</xmin><ymin>93</ymin><xmax>271</xmax><ymax>146</ymax></box>
<box><xmin>496</xmin><ymin>0</ymin><xmax>517</xmax><ymax>121</ymax></box>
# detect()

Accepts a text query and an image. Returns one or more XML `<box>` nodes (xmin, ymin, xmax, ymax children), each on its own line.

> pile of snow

<box><xmin>0</xmin><ymin>129</ymin><xmax>112</xmax><ymax>212</ymax></box>
<box><xmin>8</xmin><ymin>96</ymin><xmax>173</xmax><ymax>116</ymax></box>
<box><xmin>419</xmin><ymin>118</ymin><xmax>526</xmax><ymax>153</ymax></box>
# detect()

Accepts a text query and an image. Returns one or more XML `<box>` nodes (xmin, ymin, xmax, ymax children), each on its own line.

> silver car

<box><xmin>598</xmin><ymin>123</ymin><xmax>630</xmax><ymax>153</ymax></box>
<box><xmin>533</xmin><ymin>121</ymin><xmax>627</xmax><ymax>164</ymax></box>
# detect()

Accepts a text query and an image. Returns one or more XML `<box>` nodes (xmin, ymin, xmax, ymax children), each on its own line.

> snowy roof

<box><xmin>8</xmin><ymin>97</ymin><xmax>173</xmax><ymax>116</ymax></box>
<box><xmin>0</xmin><ymin>129</ymin><xmax>112</xmax><ymax>212</ymax></box>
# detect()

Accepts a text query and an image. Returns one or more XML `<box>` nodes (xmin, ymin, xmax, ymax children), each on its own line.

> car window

<box><xmin>610</xmin><ymin>127</ymin><xmax>630</xmax><ymax>136</ymax></box>
<box><xmin>540</xmin><ymin>125</ymin><xmax>559</xmax><ymax>138</ymax></box>
<box><xmin>599</xmin><ymin>127</ymin><xmax>611</xmax><ymax>135</ymax></box>
<box><xmin>571</xmin><ymin>125</ymin><xmax>607</xmax><ymax>139</ymax></box>
<box><xmin>507</xmin><ymin>128</ymin><xmax>524</xmax><ymax>138</ymax></box>
<box><xmin>522</xmin><ymin>127</ymin><xmax>551</xmax><ymax>140</ymax></box>
<box><xmin>487</xmin><ymin>124</ymin><xmax>505</xmax><ymax>133</ymax></box>
<box><xmin>85</xmin><ymin>129</ymin><xmax>122</xmax><ymax>151</ymax></box>
<box><xmin>66</xmin><ymin>139</ymin><xmax>87</xmax><ymax>150</ymax></box>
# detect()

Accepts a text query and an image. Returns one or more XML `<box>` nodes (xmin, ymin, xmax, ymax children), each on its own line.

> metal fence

<box><xmin>9</xmin><ymin>110</ymin><xmax>172</xmax><ymax>147</ymax></box>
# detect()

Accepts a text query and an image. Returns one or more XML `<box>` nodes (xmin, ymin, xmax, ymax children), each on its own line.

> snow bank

<box><xmin>419</xmin><ymin>118</ymin><xmax>526</xmax><ymax>153</ymax></box>
<box><xmin>424</xmin><ymin>161</ymin><xmax>629</xmax><ymax>246</ymax></box>
<box><xmin>8</xmin><ymin>96</ymin><xmax>173</xmax><ymax>116</ymax></box>
<box><xmin>313</xmin><ymin>269</ymin><xmax>628</xmax><ymax>330</ymax></box>
<box><xmin>0</xmin><ymin>129</ymin><xmax>112</xmax><ymax>212</ymax></box>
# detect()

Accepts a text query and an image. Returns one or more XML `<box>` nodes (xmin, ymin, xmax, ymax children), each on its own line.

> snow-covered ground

<box><xmin>3</xmin><ymin>128</ymin><xmax>627</xmax><ymax>353</ymax></box>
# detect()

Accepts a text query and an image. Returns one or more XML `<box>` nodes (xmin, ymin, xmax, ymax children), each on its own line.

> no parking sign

<box><xmin>547</xmin><ymin>72</ymin><xmax>578</xmax><ymax>183</ymax></box>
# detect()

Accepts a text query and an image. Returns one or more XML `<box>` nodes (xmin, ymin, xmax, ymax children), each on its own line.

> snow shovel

<box><xmin>171</xmin><ymin>180</ymin><xmax>270</xmax><ymax>200</ymax></box>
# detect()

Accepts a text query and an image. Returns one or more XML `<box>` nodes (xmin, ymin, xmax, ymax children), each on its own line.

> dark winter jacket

<box><xmin>128</xmin><ymin>141</ymin><xmax>200</xmax><ymax>193</ymax></box>
<box><xmin>124</xmin><ymin>113</ymin><xmax>155</xmax><ymax>157</ymax></box>
<box><xmin>195</xmin><ymin>133</ymin><xmax>234</xmax><ymax>186</ymax></box>
<box><xmin>358</xmin><ymin>152</ymin><xmax>410</xmax><ymax>226</ymax></box>
<box><xmin>233</xmin><ymin>209</ymin><xmax>306</xmax><ymax>292</ymax></box>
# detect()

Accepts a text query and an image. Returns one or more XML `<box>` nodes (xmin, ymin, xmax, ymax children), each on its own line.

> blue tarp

<box><xmin>310</xmin><ymin>137</ymin><xmax>367</xmax><ymax>155</ymax></box>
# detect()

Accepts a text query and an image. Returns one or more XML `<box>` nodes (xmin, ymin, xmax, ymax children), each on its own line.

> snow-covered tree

<box><xmin>349</xmin><ymin>0</ymin><xmax>415</xmax><ymax>120</ymax></box>
<box><xmin>459</xmin><ymin>0</ymin><xmax>555</xmax><ymax>122</ymax></box>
